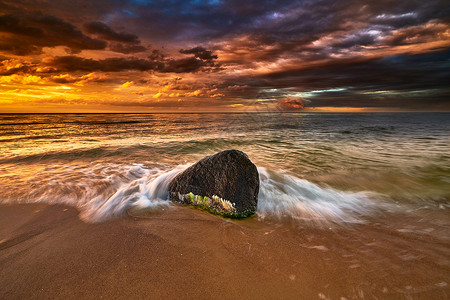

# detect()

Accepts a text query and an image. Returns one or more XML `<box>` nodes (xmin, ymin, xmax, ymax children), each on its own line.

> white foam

<box><xmin>4</xmin><ymin>163</ymin><xmax>388</xmax><ymax>225</ymax></box>
<box><xmin>5</xmin><ymin>163</ymin><xmax>189</xmax><ymax>223</ymax></box>
<box><xmin>79</xmin><ymin>164</ymin><xmax>189</xmax><ymax>222</ymax></box>
<box><xmin>257</xmin><ymin>167</ymin><xmax>387</xmax><ymax>225</ymax></box>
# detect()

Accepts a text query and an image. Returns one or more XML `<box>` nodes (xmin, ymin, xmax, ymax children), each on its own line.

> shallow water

<box><xmin>1</xmin><ymin>113</ymin><xmax>448</xmax><ymax>220</ymax></box>
<box><xmin>0</xmin><ymin>113</ymin><xmax>449</xmax><ymax>297</ymax></box>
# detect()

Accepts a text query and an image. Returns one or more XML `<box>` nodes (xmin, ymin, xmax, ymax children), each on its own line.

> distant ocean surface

<box><xmin>0</xmin><ymin>112</ymin><xmax>449</xmax><ymax>224</ymax></box>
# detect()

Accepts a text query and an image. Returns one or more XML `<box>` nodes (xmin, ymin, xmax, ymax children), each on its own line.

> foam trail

<box><xmin>80</xmin><ymin>164</ymin><xmax>188</xmax><ymax>222</ymax></box>
<box><xmin>2</xmin><ymin>163</ymin><xmax>189</xmax><ymax>223</ymax></box>
<box><xmin>257</xmin><ymin>167</ymin><xmax>388</xmax><ymax>226</ymax></box>
<box><xmin>3</xmin><ymin>162</ymin><xmax>389</xmax><ymax>225</ymax></box>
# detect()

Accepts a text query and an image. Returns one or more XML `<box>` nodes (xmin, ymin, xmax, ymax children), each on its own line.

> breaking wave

<box><xmin>257</xmin><ymin>167</ymin><xmax>389</xmax><ymax>226</ymax></box>
<box><xmin>1</xmin><ymin>163</ymin><xmax>389</xmax><ymax>225</ymax></box>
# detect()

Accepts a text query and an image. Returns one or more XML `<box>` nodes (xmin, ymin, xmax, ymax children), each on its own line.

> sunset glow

<box><xmin>0</xmin><ymin>1</ymin><xmax>449</xmax><ymax>113</ymax></box>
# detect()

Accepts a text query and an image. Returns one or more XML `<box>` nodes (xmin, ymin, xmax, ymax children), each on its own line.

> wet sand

<box><xmin>0</xmin><ymin>204</ymin><xmax>448</xmax><ymax>299</ymax></box>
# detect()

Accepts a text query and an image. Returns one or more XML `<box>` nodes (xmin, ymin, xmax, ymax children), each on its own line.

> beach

<box><xmin>1</xmin><ymin>203</ymin><xmax>448</xmax><ymax>299</ymax></box>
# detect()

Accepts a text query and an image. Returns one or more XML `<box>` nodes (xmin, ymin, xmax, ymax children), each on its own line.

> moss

<box><xmin>219</xmin><ymin>210</ymin><xmax>255</xmax><ymax>219</ymax></box>
<box><xmin>172</xmin><ymin>192</ymin><xmax>254</xmax><ymax>219</ymax></box>
<box><xmin>186</xmin><ymin>192</ymin><xmax>195</xmax><ymax>202</ymax></box>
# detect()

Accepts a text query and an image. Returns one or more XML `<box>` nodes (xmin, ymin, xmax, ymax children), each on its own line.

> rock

<box><xmin>168</xmin><ymin>150</ymin><xmax>259</xmax><ymax>218</ymax></box>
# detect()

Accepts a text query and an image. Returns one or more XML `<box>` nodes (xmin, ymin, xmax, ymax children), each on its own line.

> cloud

<box><xmin>0</xmin><ymin>59</ymin><xmax>31</xmax><ymax>75</ymax></box>
<box><xmin>164</xmin><ymin>46</ymin><xmax>220</xmax><ymax>73</ymax></box>
<box><xmin>83</xmin><ymin>21</ymin><xmax>148</xmax><ymax>54</ymax></box>
<box><xmin>185</xmin><ymin>90</ymin><xmax>201</xmax><ymax>97</ymax></box>
<box><xmin>277</xmin><ymin>96</ymin><xmax>308</xmax><ymax>111</ymax></box>
<box><xmin>180</xmin><ymin>46</ymin><xmax>218</xmax><ymax>60</ymax></box>
<box><xmin>108</xmin><ymin>43</ymin><xmax>147</xmax><ymax>54</ymax></box>
<box><xmin>164</xmin><ymin>57</ymin><xmax>208</xmax><ymax>73</ymax></box>
<box><xmin>120</xmin><ymin>81</ymin><xmax>134</xmax><ymax>88</ymax></box>
<box><xmin>83</xmin><ymin>21</ymin><xmax>140</xmax><ymax>44</ymax></box>
<box><xmin>0</xmin><ymin>14</ymin><xmax>43</xmax><ymax>36</ymax></box>
<box><xmin>331</xmin><ymin>33</ymin><xmax>376</xmax><ymax>49</ymax></box>
<box><xmin>209</xmin><ymin>93</ymin><xmax>224</xmax><ymax>98</ymax></box>
<box><xmin>259</xmin><ymin>50</ymin><xmax>450</xmax><ymax>92</ymax></box>
<box><xmin>45</xmin><ymin>44</ymin><xmax>219</xmax><ymax>74</ymax></box>
<box><xmin>48</xmin><ymin>55</ymin><xmax>162</xmax><ymax>72</ymax></box>
<box><xmin>382</xmin><ymin>20</ymin><xmax>450</xmax><ymax>46</ymax></box>
<box><xmin>221</xmin><ymin>49</ymin><xmax>450</xmax><ymax>110</ymax></box>
<box><xmin>0</xmin><ymin>74</ymin><xmax>46</xmax><ymax>84</ymax></box>
<box><xmin>1</xmin><ymin>0</ymin><xmax>449</xmax><ymax>111</ymax></box>
<box><xmin>0</xmin><ymin>14</ymin><xmax>106</xmax><ymax>55</ymax></box>
<box><xmin>51</xmin><ymin>73</ymin><xmax>79</xmax><ymax>84</ymax></box>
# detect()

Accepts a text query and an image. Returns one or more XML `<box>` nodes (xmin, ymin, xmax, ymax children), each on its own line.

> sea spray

<box><xmin>256</xmin><ymin>167</ymin><xmax>390</xmax><ymax>226</ymax></box>
<box><xmin>2</xmin><ymin>163</ymin><xmax>188</xmax><ymax>223</ymax></box>
<box><xmin>1</xmin><ymin>160</ymin><xmax>390</xmax><ymax>224</ymax></box>
<box><xmin>80</xmin><ymin>164</ymin><xmax>191</xmax><ymax>222</ymax></box>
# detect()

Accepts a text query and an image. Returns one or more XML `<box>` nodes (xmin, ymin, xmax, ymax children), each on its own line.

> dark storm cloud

<box><xmin>1</xmin><ymin>0</ymin><xmax>447</xmax><ymax>59</ymax></box>
<box><xmin>331</xmin><ymin>33</ymin><xmax>376</xmax><ymax>49</ymax></box>
<box><xmin>0</xmin><ymin>14</ymin><xmax>43</xmax><ymax>36</ymax></box>
<box><xmin>0</xmin><ymin>14</ymin><xmax>106</xmax><ymax>55</ymax></box>
<box><xmin>81</xmin><ymin>21</ymin><xmax>150</xmax><ymax>54</ymax></box>
<box><xmin>165</xmin><ymin>46</ymin><xmax>220</xmax><ymax>73</ymax></box>
<box><xmin>1</xmin><ymin>0</ymin><xmax>449</xmax><ymax>111</ymax></box>
<box><xmin>72</xmin><ymin>0</ymin><xmax>445</xmax><ymax>75</ymax></box>
<box><xmin>46</xmin><ymin>45</ymin><xmax>219</xmax><ymax>73</ymax></box>
<box><xmin>49</xmin><ymin>55</ymin><xmax>162</xmax><ymax>72</ymax></box>
<box><xmin>260</xmin><ymin>50</ymin><xmax>450</xmax><ymax>92</ymax></box>
<box><xmin>0</xmin><ymin>64</ymin><xmax>30</xmax><ymax>76</ymax></box>
<box><xmin>83</xmin><ymin>21</ymin><xmax>140</xmax><ymax>44</ymax></box>
<box><xmin>108</xmin><ymin>43</ymin><xmax>147</xmax><ymax>54</ymax></box>
<box><xmin>250</xmin><ymin>50</ymin><xmax>450</xmax><ymax>109</ymax></box>
<box><xmin>294</xmin><ymin>85</ymin><xmax>450</xmax><ymax>111</ymax></box>
<box><xmin>180</xmin><ymin>47</ymin><xmax>218</xmax><ymax>60</ymax></box>
<box><xmin>383</xmin><ymin>21</ymin><xmax>450</xmax><ymax>46</ymax></box>
<box><xmin>163</xmin><ymin>57</ymin><xmax>208</xmax><ymax>73</ymax></box>
<box><xmin>2</xmin><ymin>0</ymin><xmax>448</xmax><ymax>54</ymax></box>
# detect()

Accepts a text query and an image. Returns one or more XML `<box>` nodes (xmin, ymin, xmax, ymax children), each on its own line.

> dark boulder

<box><xmin>168</xmin><ymin>150</ymin><xmax>259</xmax><ymax>217</ymax></box>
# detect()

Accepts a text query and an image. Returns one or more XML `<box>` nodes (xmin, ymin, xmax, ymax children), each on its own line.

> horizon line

<box><xmin>1</xmin><ymin>111</ymin><xmax>449</xmax><ymax>114</ymax></box>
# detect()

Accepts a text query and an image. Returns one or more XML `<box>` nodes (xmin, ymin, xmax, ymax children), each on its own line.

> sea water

<box><xmin>1</xmin><ymin>112</ymin><xmax>449</xmax><ymax>297</ymax></box>
<box><xmin>1</xmin><ymin>113</ymin><xmax>448</xmax><ymax>223</ymax></box>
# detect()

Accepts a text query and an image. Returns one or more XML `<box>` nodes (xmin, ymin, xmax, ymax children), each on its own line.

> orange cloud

<box><xmin>0</xmin><ymin>74</ymin><xmax>47</xmax><ymax>84</ymax></box>
<box><xmin>120</xmin><ymin>81</ymin><xmax>134</xmax><ymax>88</ymax></box>
<box><xmin>210</xmin><ymin>93</ymin><xmax>224</xmax><ymax>98</ymax></box>
<box><xmin>185</xmin><ymin>90</ymin><xmax>201</xmax><ymax>97</ymax></box>
<box><xmin>277</xmin><ymin>97</ymin><xmax>307</xmax><ymax>111</ymax></box>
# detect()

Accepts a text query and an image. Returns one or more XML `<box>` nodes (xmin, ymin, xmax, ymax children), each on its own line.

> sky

<box><xmin>0</xmin><ymin>0</ymin><xmax>449</xmax><ymax>113</ymax></box>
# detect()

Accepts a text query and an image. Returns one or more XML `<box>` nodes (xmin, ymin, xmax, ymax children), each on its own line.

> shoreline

<box><xmin>1</xmin><ymin>203</ymin><xmax>448</xmax><ymax>299</ymax></box>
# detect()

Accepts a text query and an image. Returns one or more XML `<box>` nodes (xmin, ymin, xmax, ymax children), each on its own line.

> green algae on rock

<box><xmin>172</xmin><ymin>192</ymin><xmax>255</xmax><ymax>219</ymax></box>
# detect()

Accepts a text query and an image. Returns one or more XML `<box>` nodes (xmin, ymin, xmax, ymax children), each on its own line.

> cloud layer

<box><xmin>0</xmin><ymin>0</ymin><xmax>449</xmax><ymax>112</ymax></box>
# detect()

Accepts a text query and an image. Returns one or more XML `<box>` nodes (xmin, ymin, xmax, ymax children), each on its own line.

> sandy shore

<box><xmin>0</xmin><ymin>204</ymin><xmax>448</xmax><ymax>299</ymax></box>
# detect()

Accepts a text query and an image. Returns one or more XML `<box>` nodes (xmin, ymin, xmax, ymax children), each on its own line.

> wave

<box><xmin>1</xmin><ymin>162</ymin><xmax>391</xmax><ymax>225</ymax></box>
<box><xmin>70</xmin><ymin>120</ymin><xmax>142</xmax><ymax>125</ymax></box>
<box><xmin>0</xmin><ymin>122</ymin><xmax>47</xmax><ymax>126</ymax></box>
<box><xmin>0</xmin><ymin>147</ymin><xmax>112</xmax><ymax>164</ymax></box>
<box><xmin>79</xmin><ymin>164</ymin><xmax>186</xmax><ymax>222</ymax></box>
<box><xmin>257</xmin><ymin>167</ymin><xmax>389</xmax><ymax>226</ymax></box>
<box><xmin>1</xmin><ymin>163</ymin><xmax>186</xmax><ymax>222</ymax></box>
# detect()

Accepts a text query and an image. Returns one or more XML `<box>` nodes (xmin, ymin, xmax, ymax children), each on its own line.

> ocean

<box><xmin>0</xmin><ymin>112</ymin><xmax>449</xmax><ymax>297</ymax></box>
<box><xmin>1</xmin><ymin>113</ymin><xmax>448</xmax><ymax>222</ymax></box>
